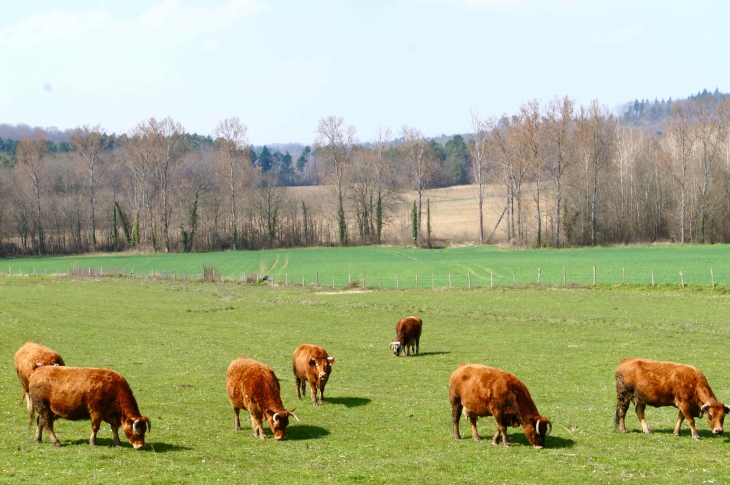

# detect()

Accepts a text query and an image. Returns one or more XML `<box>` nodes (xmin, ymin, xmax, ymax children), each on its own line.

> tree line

<box><xmin>1</xmin><ymin>91</ymin><xmax>729</xmax><ymax>256</ymax></box>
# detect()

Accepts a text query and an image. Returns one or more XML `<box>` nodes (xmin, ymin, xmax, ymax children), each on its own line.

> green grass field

<box><xmin>3</xmin><ymin>244</ymin><xmax>730</xmax><ymax>288</ymax></box>
<box><xmin>2</xmin><ymin>276</ymin><xmax>730</xmax><ymax>484</ymax></box>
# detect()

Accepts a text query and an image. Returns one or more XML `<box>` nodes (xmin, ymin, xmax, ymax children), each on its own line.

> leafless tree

<box><xmin>16</xmin><ymin>132</ymin><xmax>49</xmax><ymax>254</ymax></box>
<box><xmin>70</xmin><ymin>123</ymin><xmax>105</xmax><ymax>248</ymax></box>
<box><xmin>213</xmin><ymin>117</ymin><xmax>251</xmax><ymax>250</ymax></box>
<box><xmin>543</xmin><ymin>96</ymin><xmax>575</xmax><ymax>247</ymax></box>
<box><xmin>662</xmin><ymin>102</ymin><xmax>694</xmax><ymax>243</ymax></box>
<box><xmin>399</xmin><ymin>125</ymin><xmax>431</xmax><ymax>243</ymax></box>
<box><xmin>469</xmin><ymin>111</ymin><xmax>492</xmax><ymax>244</ymax></box>
<box><xmin>315</xmin><ymin>115</ymin><xmax>357</xmax><ymax>245</ymax></box>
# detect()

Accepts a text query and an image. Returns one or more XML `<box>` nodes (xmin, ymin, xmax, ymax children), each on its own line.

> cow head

<box><xmin>309</xmin><ymin>356</ymin><xmax>335</xmax><ymax>383</ymax></box>
<box><xmin>390</xmin><ymin>341</ymin><xmax>403</xmax><ymax>356</ymax></box>
<box><xmin>701</xmin><ymin>402</ymin><xmax>729</xmax><ymax>435</ymax></box>
<box><xmin>523</xmin><ymin>416</ymin><xmax>551</xmax><ymax>449</ymax></box>
<box><xmin>269</xmin><ymin>409</ymin><xmax>299</xmax><ymax>441</ymax></box>
<box><xmin>123</xmin><ymin>416</ymin><xmax>151</xmax><ymax>450</ymax></box>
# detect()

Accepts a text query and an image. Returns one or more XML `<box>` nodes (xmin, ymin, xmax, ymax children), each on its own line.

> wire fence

<box><xmin>3</xmin><ymin>265</ymin><xmax>728</xmax><ymax>289</ymax></box>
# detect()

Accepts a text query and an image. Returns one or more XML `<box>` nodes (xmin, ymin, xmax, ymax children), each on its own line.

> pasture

<box><xmin>2</xmin><ymin>275</ymin><xmax>730</xmax><ymax>484</ymax></box>
<box><xmin>5</xmin><ymin>243</ymin><xmax>730</xmax><ymax>288</ymax></box>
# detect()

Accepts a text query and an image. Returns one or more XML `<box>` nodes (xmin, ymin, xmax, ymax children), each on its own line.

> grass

<box><xmin>4</xmin><ymin>244</ymin><xmax>730</xmax><ymax>288</ymax></box>
<box><xmin>2</xmin><ymin>277</ymin><xmax>730</xmax><ymax>484</ymax></box>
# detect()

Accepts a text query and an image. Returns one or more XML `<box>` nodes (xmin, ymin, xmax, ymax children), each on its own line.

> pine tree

<box><xmin>411</xmin><ymin>201</ymin><xmax>418</xmax><ymax>246</ymax></box>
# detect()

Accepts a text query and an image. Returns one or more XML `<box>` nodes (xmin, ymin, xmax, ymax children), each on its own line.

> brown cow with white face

<box><xmin>226</xmin><ymin>357</ymin><xmax>299</xmax><ymax>440</ymax></box>
<box><xmin>390</xmin><ymin>316</ymin><xmax>422</xmax><ymax>356</ymax></box>
<box><xmin>28</xmin><ymin>366</ymin><xmax>151</xmax><ymax>449</ymax></box>
<box><xmin>615</xmin><ymin>358</ymin><xmax>729</xmax><ymax>440</ymax></box>
<box><xmin>293</xmin><ymin>344</ymin><xmax>334</xmax><ymax>406</ymax></box>
<box><xmin>449</xmin><ymin>364</ymin><xmax>551</xmax><ymax>449</ymax></box>
<box><xmin>14</xmin><ymin>342</ymin><xmax>65</xmax><ymax>410</ymax></box>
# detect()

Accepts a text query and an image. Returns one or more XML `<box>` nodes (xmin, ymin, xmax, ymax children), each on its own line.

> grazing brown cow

<box><xmin>449</xmin><ymin>364</ymin><xmax>551</xmax><ymax>449</ymax></box>
<box><xmin>390</xmin><ymin>316</ymin><xmax>422</xmax><ymax>356</ymax></box>
<box><xmin>14</xmin><ymin>342</ymin><xmax>65</xmax><ymax>410</ymax></box>
<box><xmin>615</xmin><ymin>358</ymin><xmax>729</xmax><ymax>440</ymax></box>
<box><xmin>293</xmin><ymin>344</ymin><xmax>335</xmax><ymax>406</ymax></box>
<box><xmin>226</xmin><ymin>357</ymin><xmax>299</xmax><ymax>440</ymax></box>
<box><xmin>28</xmin><ymin>366</ymin><xmax>151</xmax><ymax>449</ymax></box>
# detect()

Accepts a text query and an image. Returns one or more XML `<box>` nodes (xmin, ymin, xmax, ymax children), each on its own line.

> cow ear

<box><xmin>327</xmin><ymin>357</ymin><xmax>335</xmax><ymax>365</ymax></box>
<box><xmin>309</xmin><ymin>357</ymin><xmax>316</xmax><ymax>366</ymax></box>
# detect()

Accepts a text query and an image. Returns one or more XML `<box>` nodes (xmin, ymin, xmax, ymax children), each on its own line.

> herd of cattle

<box><xmin>13</xmin><ymin>315</ymin><xmax>730</xmax><ymax>450</ymax></box>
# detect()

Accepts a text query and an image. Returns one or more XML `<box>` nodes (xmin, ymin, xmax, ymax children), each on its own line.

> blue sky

<box><xmin>0</xmin><ymin>0</ymin><xmax>727</xmax><ymax>144</ymax></box>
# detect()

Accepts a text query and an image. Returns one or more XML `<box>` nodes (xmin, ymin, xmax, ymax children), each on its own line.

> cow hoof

<box><xmin>34</xmin><ymin>438</ymin><xmax>42</xmax><ymax>444</ymax></box>
<box><xmin>503</xmin><ymin>443</ymin><xmax>511</xmax><ymax>448</ymax></box>
<box><xmin>52</xmin><ymin>441</ymin><xmax>61</xmax><ymax>447</ymax></box>
<box><xmin>620</xmin><ymin>429</ymin><xmax>627</xmax><ymax>434</ymax></box>
<box><xmin>693</xmin><ymin>435</ymin><xmax>701</xmax><ymax>441</ymax></box>
<box><xmin>673</xmin><ymin>432</ymin><xmax>680</xmax><ymax>437</ymax></box>
<box><xmin>491</xmin><ymin>440</ymin><xmax>499</xmax><ymax>446</ymax></box>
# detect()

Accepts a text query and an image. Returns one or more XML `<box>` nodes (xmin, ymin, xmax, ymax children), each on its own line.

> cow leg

<box><xmin>635</xmin><ymin>402</ymin><xmax>651</xmax><ymax>434</ymax></box>
<box><xmin>674</xmin><ymin>410</ymin><xmax>685</xmax><ymax>437</ymax></box>
<box><xmin>492</xmin><ymin>428</ymin><xmax>501</xmax><ymax>445</ymax></box>
<box><xmin>319</xmin><ymin>382</ymin><xmax>326</xmax><ymax>404</ymax></box>
<box><xmin>309</xmin><ymin>381</ymin><xmax>319</xmax><ymax>406</ymax></box>
<box><xmin>615</xmin><ymin>373</ymin><xmax>633</xmax><ymax>433</ymax></box>
<box><xmin>111</xmin><ymin>425</ymin><xmax>123</xmax><ymax>447</ymax></box>
<box><xmin>451</xmin><ymin>401</ymin><xmax>462</xmax><ymax>440</ymax></box>
<box><xmin>89</xmin><ymin>414</ymin><xmax>102</xmax><ymax>446</ymax></box>
<box><xmin>415</xmin><ymin>338</ymin><xmax>419</xmax><ymax>355</ymax></box>
<box><xmin>678</xmin><ymin>404</ymin><xmax>700</xmax><ymax>440</ymax></box>
<box><xmin>295</xmin><ymin>376</ymin><xmax>302</xmax><ymax>400</ymax></box>
<box><xmin>469</xmin><ymin>416</ymin><xmax>480</xmax><ymax>441</ymax></box>
<box><xmin>233</xmin><ymin>407</ymin><xmax>241</xmax><ymax>431</ymax></box>
<box><xmin>251</xmin><ymin>415</ymin><xmax>266</xmax><ymax>439</ymax></box>
<box><xmin>41</xmin><ymin>411</ymin><xmax>60</xmax><ymax>447</ymax></box>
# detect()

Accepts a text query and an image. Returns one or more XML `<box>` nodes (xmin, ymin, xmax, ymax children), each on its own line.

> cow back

<box><xmin>227</xmin><ymin>357</ymin><xmax>284</xmax><ymax>410</ymax></box>
<box><xmin>14</xmin><ymin>342</ymin><xmax>65</xmax><ymax>391</ymax></box>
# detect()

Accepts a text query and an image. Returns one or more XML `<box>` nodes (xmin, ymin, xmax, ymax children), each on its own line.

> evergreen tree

<box><xmin>411</xmin><ymin>200</ymin><xmax>418</xmax><ymax>246</ymax></box>
<box><xmin>258</xmin><ymin>146</ymin><xmax>273</xmax><ymax>171</ymax></box>
<box><xmin>297</xmin><ymin>146</ymin><xmax>311</xmax><ymax>172</ymax></box>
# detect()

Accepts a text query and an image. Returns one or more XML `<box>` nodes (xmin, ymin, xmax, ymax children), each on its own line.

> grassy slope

<box><xmin>4</xmin><ymin>244</ymin><xmax>730</xmax><ymax>287</ymax></box>
<box><xmin>1</xmin><ymin>278</ymin><xmax>730</xmax><ymax>484</ymax></box>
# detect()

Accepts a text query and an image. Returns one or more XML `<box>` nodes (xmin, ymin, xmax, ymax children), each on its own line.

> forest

<box><xmin>0</xmin><ymin>89</ymin><xmax>729</xmax><ymax>256</ymax></box>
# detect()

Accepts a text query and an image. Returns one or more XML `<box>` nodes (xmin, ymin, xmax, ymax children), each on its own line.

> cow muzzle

<box><xmin>133</xmin><ymin>443</ymin><xmax>145</xmax><ymax>450</ymax></box>
<box><xmin>713</xmin><ymin>428</ymin><xmax>723</xmax><ymax>435</ymax></box>
<box><xmin>318</xmin><ymin>373</ymin><xmax>328</xmax><ymax>380</ymax></box>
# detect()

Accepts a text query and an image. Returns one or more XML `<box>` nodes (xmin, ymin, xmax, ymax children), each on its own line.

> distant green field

<box><xmin>3</xmin><ymin>244</ymin><xmax>730</xmax><ymax>287</ymax></box>
<box><xmin>2</xmin><ymin>278</ymin><xmax>730</xmax><ymax>484</ymax></box>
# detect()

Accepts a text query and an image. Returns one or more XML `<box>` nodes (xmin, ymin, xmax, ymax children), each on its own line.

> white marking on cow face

<box><xmin>390</xmin><ymin>341</ymin><xmax>402</xmax><ymax>356</ymax></box>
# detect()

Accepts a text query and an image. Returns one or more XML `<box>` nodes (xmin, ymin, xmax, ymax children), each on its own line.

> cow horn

<box><xmin>133</xmin><ymin>419</ymin><xmax>141</xmax><ymax>435</ymax></box>
<box><xmin>290</xmin><ymin>411</ymin><xmax>300</xmax><ymax>422</ymax></box>
<box><xmin>327</xmin><ymin>357</ymin><xmax>334</xmax><ymax>362</ymax></box>
<box><xmin>536</xmin><ymin>421</ymin><xmax>541</xmax><ymax>435</ymax></box>
<box><xmin>701</xmin><ymin>403</ymin><xmax>711</xmax><ymax>412</ymax></box>
<box><xmin>725</xmin><ymin>404</ymin><xmax>730</xmax><ymax>413</ymax></box>
<box><xmin>547</xmin><ymin>421</ymin><xmax>552</xmax><ymax>435</ymax></box>
<box><xmin>146</xmin><ymin>418</ymin><xmax>152</xmax><ymax>433</ymax></box>
<box><xmin>273</xmin><ymin>413</ymin><xmax>280</xmax><ymax>422</ymax></box>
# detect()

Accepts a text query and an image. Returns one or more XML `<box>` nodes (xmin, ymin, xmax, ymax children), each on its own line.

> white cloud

<box><xmin>203</xmin><ymin>39</ymin><xmax>219</xmax><ymax>51</ymax></box>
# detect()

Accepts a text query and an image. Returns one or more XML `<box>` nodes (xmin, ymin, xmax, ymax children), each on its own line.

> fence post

<box><xmin>100</xmin><ymin>267</ymin><xmax>102</xmax><ymax>277</ymax></box>
<box><xmin>449</xmin><ymin>274</ymin><xmax>452</xmax><ymax>288</ymax></box>
<box><xmin>622</xmin><ymin>267</ymin><xmax>625</xmax><ymax>285</ymax></box>
<box><xmin>652</xmin><ymin>269</ymin><xmax>655</xmax><ymax>287</ymax></box>
<box><xmin>680</xmin><ymin>268</ymin><xmax>684</xmax><ymax>287</ymax></box>
<box><xmin>491</xmin><ymin>272</ymin><xmax>493</xmax><ymax>287</ymax></box>
<box><xmin>380</xmin><ymin>275</ymin><xmax>382</xmax><ymax>289</ymax></box>
<box><xmin>537</xmin><ymin>268</ymin><xmax>541</xmax><ymax>285</ymax></box>
<box><xmin>431</xmin><ymin>273</ymin><xmax>434</xmax><ymax>290</ymax></box>
<box><xmin>416</xmin><ymin>274</ymin><xmax>419</xmax><ymax>289</ymax></box>
<box><xmin>563</xmin><ymin>267</ymin><xmax>566</xmax><ymax>286</ymax></box>
<box><xmin>332</xmin><ymin>275</ymin><xmax>335</xmax><ymax>289</ymax></box>
<box><xmin>349</xmin><ymin>274</ymin><xmax>351</xmax><ymax>286</ymax></box>
<box><xmin>513</xmin><ymin>269</ymin><xmax>516</xmax><ymax>286</ymax></box>
<box><xmin>89</xmin><ymin>267</ymin><xmax>91</xmax><ymax>276</ymax></box>
<box><xmin>396</xmin><ymin>275</ymin><xmax>399</xmax><ymax>290</ymax></box>
<box><xmin>711</xmin><ymin>268</ymin><xmax>715</xmax><ymax>288</ymax></box>
<box><xmin>468</xmin><ymin>272</ymin><xmax>471</xmax><ymax>288</ymax></box>
<box><xmin>302</xmin><ymin>275</ymin><xmax>305</xmax><ymax>287</ymax></box>
<box><xmin>34</xmin><ymin>267</ymin><xmax>36</xmax><ymax>276</ymax></box>
<box><xmin>316</xmin><ymin>272</ymin><xmax>319</xmax><ymax>287</ymax></box>
<box><xmin>593</xmin><ymin>267</ymin><xmax>596</xmax><ymax>286</ymax></box>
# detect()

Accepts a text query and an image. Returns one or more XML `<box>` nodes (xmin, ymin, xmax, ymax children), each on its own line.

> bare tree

<box><xmin>16</xmin><ymin>132</ymin><xmax>49</xmax><ymax>254</ymax></box>
<box><xmin>315</xmin><ymin>115</ymin><xmax>356</xmax><ymax>245</ymax></box>
<box><xmin>70</xmin><ymin>123</ymin><xmax>105</xmax><ymax>248</ymax></box>
<box><xmin>516</xmin><ymin>100</ymin><xmax>545</xmax><ymax>246</ymax></box>
<box><xmin>692</xmin><ymin>99</ymin><xmax>725</xmax><ymax>242</ymax></box>
<box><xmin>399</xmin><ymin>125</ymin><xmax>430</xmax><ymax>243</ymax></box>
<box><xmin>469</xmin><ymin>111</ymin><xmax>492</xmax><ymax>244</ymax></box>
<box><xmin>543</xmin><ymin>96</ymin><xmax>575</xmax><ymax>247</ymax></box>
<box><xmin>372</xmin><ymin>126</ymin><xmax>394</xmax><ymax>243</ymax></box>
<box><xmin>662</xmin><ymin>102</ymin><xmax>694</xmax><ymax>244</ymax></box>
<box><xmin>213</xmin><ymin>117</ymin><xmax>251</xmax><ymax>250</ymax></box>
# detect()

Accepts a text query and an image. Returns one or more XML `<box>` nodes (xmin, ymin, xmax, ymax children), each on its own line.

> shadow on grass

<box><xmin>325</xmin><ymin>397</ymin><xmax>372</xmax><ymax>408</ymax></box>
<box><xmin>487</xmin><ymin>433</ymin><xmax>575</xmax><ymax>449</ymax></box>
<box><xmin>641</xmin><ymin>427</ymin><xmax>730</xmax><ymax>441</ymax></box>
<box><xmin>411</xmin><ymin>351</ymin><xmax>451</xmax><ymax>357</ymax></box>
<box><xmin>65</xmin><ymin>438</ymin><xmax>191</xmax><ymax>452</ymax></box>
<box><xmin>286</xmin><ymin>424</ymin><xmax>330</xmax><ymax>441</ymax></box>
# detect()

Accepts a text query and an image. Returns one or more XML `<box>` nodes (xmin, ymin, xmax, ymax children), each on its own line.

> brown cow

<box><xmin>615</xmin><ymin>358</ymin><xmax>729</xmax><ymax>440</ymax></box>
<box><xmin>226</xmin><ymin>357</ymin><xmax>299</xmax><ymax>440</ymax></box>
<box><xmin>449</xmin><ymin>364</ymin><xmax>551</xmax><ymax>449</ymax></box>
<box><xmin>293</xmin><ymin>344</ymin><xmax>335</xmax><ymax>406</ymax></box>
<box><xmin>14</xmin><ymin>342</ymin><xmax>65</xmax><ymax>411</ymax></box>
<box><xmin>28</xmin><ymin>366</ymin><xmax>151</xmax><ymax>449</ymax></box>
<box><xmin>390</xmin><ymin>316</ymin><xmax>422</xmax><ymax>356</ymax></box>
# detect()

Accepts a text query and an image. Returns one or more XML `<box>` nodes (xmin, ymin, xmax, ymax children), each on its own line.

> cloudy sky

<box><xmin>0</xmin><ymin>0</ymin><xmax>727</xmax><ymax>144</ymax></box>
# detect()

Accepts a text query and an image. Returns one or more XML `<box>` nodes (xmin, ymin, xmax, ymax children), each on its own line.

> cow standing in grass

<box><xmin>14</xmin><ymin>342</ymin><xmax>65</xmax><ymax>410</ymax></box>
<box><xmin>226</xmin><ymin>357</ymin><xmax>299</xmax><ymax>440</ymax></box>
<box><xmin>293</xmin><ymin>344</ymin><xmax>335</xmax><ymax>406</ymax></box>
<box><xmin>28</xmin><ymin>366</ymin><xmax>151</xmax><ymax>449</ymax></box>
<box><xmin>615</xmin><ymin>358</ymin><xmax>729</xmax><ymax>440</ymax></box>
<box><xmin>390</xmin><ymin>316</ymin><xmax>422</xmax><ymax>356</ymax></box>
<box><xmin>449</xmin><ymin>364</ymin><xmax>551</xmax><ymax>449</ymax></box>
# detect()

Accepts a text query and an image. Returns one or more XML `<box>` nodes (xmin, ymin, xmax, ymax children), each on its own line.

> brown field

<box><xmin>288</xmin><ymin>183</ymin><xmax>534</xmax><ymax>244</ymax></box>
